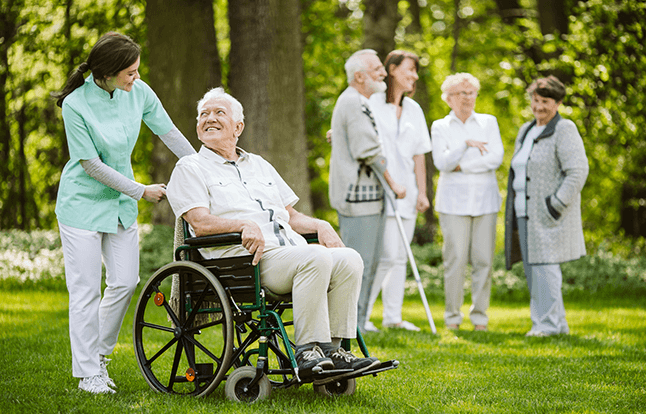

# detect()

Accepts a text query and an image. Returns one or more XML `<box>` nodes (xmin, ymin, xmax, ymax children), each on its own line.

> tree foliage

<box><xmin>1</xmin><ymin>0</ymin><xmax>645</xmax><ymax>254</ymax></box>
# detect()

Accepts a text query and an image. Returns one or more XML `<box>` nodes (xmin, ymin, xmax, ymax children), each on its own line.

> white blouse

<box><xmin>511</xmin><ymin>124</ymin><xmax>545</xmax><ymax>217</ymax></box>
<box><xmin>431</xmin><ymin>111</ymin><xmax>504</xmax><ymax>216</ymax></box>
<box><xmin>370</xmin><ymin>92</ymin><xmax>432</xmax><ymax>218</ymax></box>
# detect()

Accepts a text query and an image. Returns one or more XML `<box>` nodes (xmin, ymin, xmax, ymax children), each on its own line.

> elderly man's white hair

<box><xmin>344</xmin><ymin>49</ymin><xmax>379</xmax><ymax>84</ymax></box>
<box><xmin>440</xmin><ymin>73</ymin><xmax>481</xmax><ymax>102</ymax></box>
<box><xmin>196</xmin><ymin>87</ymin><xmax>245</xmax><ymax>123</ymax></box>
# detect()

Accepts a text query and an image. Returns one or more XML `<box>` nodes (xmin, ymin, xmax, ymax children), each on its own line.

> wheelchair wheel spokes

<box><xmin>133</xmin><ymin>261</ymin><xmax>234</xmax><ymax>397</ymax></box>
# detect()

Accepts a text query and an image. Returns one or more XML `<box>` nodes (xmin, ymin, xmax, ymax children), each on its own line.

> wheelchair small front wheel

<box><xmin>225</xmin><ymin>366</ymin><xmax>271</xmax><ymax>402</ymax></box>
<box><xmin>313</xmin><ymin>377</ymin><xmax>356</xmax><ymax>397</ymax></box>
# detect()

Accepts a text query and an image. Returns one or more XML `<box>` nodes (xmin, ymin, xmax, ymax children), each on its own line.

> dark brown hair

<box><xmin>53</xmin><ymin>32</ymin><xmax>141</xmax><ymax>107</ymax></box>
<box><xmin>527</xmin><ymin>75</ymin><xmax>566</xmax><ymax>102</ymax></box>
<box><xmin>384</xmin><ymin>50</ymin><xmax>420</xmax><ymax>105</ymax></box>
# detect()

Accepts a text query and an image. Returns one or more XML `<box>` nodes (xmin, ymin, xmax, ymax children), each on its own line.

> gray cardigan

<box><xmin>505</xmin><ymin>113</ymin><xmax>589</xmax><ymax>269</ymax></box>
<box><xmin>329</xmin><ymin>86</ymin><xmax>386</xmax><ymax>216</ymax></box>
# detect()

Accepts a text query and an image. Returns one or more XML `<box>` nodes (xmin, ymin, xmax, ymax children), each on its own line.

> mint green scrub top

<box><xmin>55</xmin><ymin>74</ymin><xmax>174</xmax><ymax>233</ymax></box>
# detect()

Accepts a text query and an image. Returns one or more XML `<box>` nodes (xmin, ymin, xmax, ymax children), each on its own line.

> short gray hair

<box><xmin>196</xmin><ymin>87</ymin><xmax>244</xmax><ymax>123</ymax></box>
<box><xmin>440</xmin><ymin>73</ymin><xmax>480</xmax><ymax>102</ymax></box>
<box><xmin>344</xmin><ymin>49</ymin><xmax>378</xmax><ymax>84</ymax></box>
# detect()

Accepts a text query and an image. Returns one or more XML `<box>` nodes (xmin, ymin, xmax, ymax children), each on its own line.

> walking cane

<box><xmin>374</xmin><ymin>172</ymin><xmax>437</xmax><ymax>334</ymax></box>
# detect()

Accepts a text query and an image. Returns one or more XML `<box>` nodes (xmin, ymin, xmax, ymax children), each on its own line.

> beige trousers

<box><xmin>439</xmin><ymin>213</ymin><xmax>497</xmax><ymax>326</ymax></box>
<box><xmin>251</xmin><ymin>245</ymin><xmax>362</xmax><ymax>345</ymax></box>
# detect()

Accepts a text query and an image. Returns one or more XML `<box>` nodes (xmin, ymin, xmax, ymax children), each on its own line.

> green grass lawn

<box><xmin>1</xmin><ymin>289</ymin><xmax>644</xmax><ymax>414</ymax></box>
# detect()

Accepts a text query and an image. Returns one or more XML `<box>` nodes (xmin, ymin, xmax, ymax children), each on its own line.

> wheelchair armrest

<box><xmin>184</xmin><ymin>232</ymin><xmax>243</xmax><ymax>246</ymax></box>
<box><xmin>183</xmin><ymin>232</ymin><xmax>319</xmax><ymax>248</ymax></box>
<box><xmin>301</xmin><ymin>233</ymin><xmax>319</xmax><ymax>244</ymax></box>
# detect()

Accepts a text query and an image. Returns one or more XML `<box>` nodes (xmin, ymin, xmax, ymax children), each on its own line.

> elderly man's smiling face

<box><xmin>196</xmin><ymin>97</ymin><xmax>244</xmax><ymax>155</ymax></box>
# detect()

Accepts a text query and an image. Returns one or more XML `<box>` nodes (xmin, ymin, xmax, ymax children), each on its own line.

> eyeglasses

<box><xmin>449</xmin><ymin>91</ymin><xmax>477</xmax><ymax>97</ymax></box>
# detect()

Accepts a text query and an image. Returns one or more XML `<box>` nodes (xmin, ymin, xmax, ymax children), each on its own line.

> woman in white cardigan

<box><xmin>504</xmin><ymin>75</ymin><xmax>589</xmax><ymax>337</ymax></box>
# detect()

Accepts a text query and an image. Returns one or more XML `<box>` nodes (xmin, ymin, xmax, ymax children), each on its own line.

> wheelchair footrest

<box><xmin>303</xmin><ymin>368</ymin><xmax>354</xmax><ymax>384</ymax></box>
<box><xmin>345</xmin><ymin>359</ymin><xmax>399</xmax><ymax>380</ymax></box>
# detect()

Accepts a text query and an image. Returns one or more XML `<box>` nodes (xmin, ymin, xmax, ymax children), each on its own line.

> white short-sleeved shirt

<box><xmin>431</xmin><ymin>111</ymin><xmax>504</xmax><ymax>216</ymax></box>
<box><xmin>370</xmin><ymin>93</ymin><xmax>432</xmax><ymax>218</ymax></box>
<box><xmin>167</xmin><ymin>146</ymin><xmax>308</xmax><ymax>259</ymax></box>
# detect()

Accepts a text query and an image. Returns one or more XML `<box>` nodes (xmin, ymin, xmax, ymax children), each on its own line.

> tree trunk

<box><xmin>146</xmin><ymin>0</ymin><xmax>221</xmax><ymax>225</ymax></box>
<box><xmin>406</xmin><ymin>0</ymin><xmax>436</xmax><ymax>243</ymax></box>
<box><xmin>362</xmin><ymin>0</ymin><xmax>399</xmax><ymax>62</ymax></box>
<box><xmin>450</xmin><ymin>0</ymin><xmax>461</xmax><ymax>72</ymax></box>
<box><xmin>228</xmin><ymin>0</ymin><xmax>312</xmax><ymax>215</ymax></box>
<box><xmin>493</xmin><ymin>0</ymin><xmax>523</xmax><ymax>25</ymax></box>
<box><xmin>0</xmin><ymin>0</ymin><xmax>24</xmax><ymax>229</ymax></box>
<box><xmin>537</xmin><ymin>0</ymin><xmax>569</xmax><ymax>36</ymax></box>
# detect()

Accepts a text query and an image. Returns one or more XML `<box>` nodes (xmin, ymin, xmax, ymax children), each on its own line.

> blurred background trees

<box><xmin>1</xmin><ymin>0</ymin><xmax>645</xmax><ymax>254</ymax></box>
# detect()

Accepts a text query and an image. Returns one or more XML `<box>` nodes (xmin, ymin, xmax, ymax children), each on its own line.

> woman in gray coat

<box><xmin>504</xmin><ymin>75</ymin><xmax>589</xmax><ymax>337</ymax></box>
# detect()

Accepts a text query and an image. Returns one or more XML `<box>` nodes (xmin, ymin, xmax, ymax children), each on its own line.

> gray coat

<box><xmin>505</xmin><ymin>113</ymin><xmax>589</xmax><ymax>269</ymax></box>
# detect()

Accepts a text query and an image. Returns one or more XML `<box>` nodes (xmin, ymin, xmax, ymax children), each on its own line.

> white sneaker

<box><xmin>78</xmin><ymin>375</ymin><xmax>116</xmax><ymax>394</ymax></box>
<box><xmin>363</xmin><ymin>320</ymin><xmax>380</xmax><ymax>332</ymax></box>
<box><xmin>525</xmin><ymin>330</ymin><xmax>551</xmax><ymax>337</ymax></box>
<box><xmin>99</xmin><ymin>355</ymin><xmax>116</xmax><ymax>389</ymax></box>
<box><xmin>383</xmin><ymin>320</ymin><xmax>421</xmax><ymax>332</ymax></box>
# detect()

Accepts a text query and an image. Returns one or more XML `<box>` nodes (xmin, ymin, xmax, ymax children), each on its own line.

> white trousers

<box><xmin>439</xmin><ymin>213</ymin><xmax>497</xmax><ymax>326</ymax></box>
<box><xmin>366</xmin><ymin>216</ymin><xmax>415</xmax><ymax>325</ymax></box>
<box><xmin>227</xmin><ymin>244</ymin><xmax>362</xmax><ymax>345</ymax></box>
<box><xmin>59</xmin><ymin>221</ymin><xmax>140</xmax><ymax>378</ymax></box>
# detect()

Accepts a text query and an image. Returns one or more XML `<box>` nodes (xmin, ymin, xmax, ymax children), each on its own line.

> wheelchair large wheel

<box><xmin>313</xmin><ymin>377</ymin><xmax>356</xmax><ymax>397</ymax></box>
<box><xmin>133</xmin><ymin>261</ymin><xmax>233</xmax><ymax>397</ymax></box>
<box><xmin>225</xmin><ymin>366</ymin><xmax>271</xmax><ymax>402</ymax></box>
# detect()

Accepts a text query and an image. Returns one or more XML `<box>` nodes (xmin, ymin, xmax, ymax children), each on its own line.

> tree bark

<box><xmin>228</xmin><ymin>0</ymin><xmax>312</xmax><ymax>215</ymax></box>
<box><xmin>537</xmin><ymin>0</ymin><xmax>569</xmax><ymax>36</ymax></box>
<box><xmin>362</xmin><ymin>0</ymin><xmax>400</xmax><ymax>62</ymax></box>
<box><xmin>493</xmin><ymin>0</ymin><xmax>523</xmax><ymax>25</ymax></box>
<box><xmin>0</xmin><ymin>0</ymin><xmax>24</xmax><ymax>229</ymax></box>
<box><xmin>146</xmin><ymin>0</ymin><xmax>221</xmax><ymax>225</ymax></box>
<box><xmin>406</xmin><ymin>0</ymin><xmax>436</xmax><ymax>243</ymax></box>
<box><xmin>450</xmin><ymin>0</ymin><xmax>461</xmax><ymax>72</ymax></box>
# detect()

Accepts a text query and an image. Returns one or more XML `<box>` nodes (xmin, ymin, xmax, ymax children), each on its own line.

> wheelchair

<box><xmin>133</xmin><ymin>220</ymin><xmax>398</xmax><ymax>402</ymax></box>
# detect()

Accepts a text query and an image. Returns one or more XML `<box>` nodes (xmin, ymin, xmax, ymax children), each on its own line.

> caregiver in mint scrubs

<box><xmin>53</xmin><ymin>32</ymin><xmax>195</xmax><ymax>394</ymax></box>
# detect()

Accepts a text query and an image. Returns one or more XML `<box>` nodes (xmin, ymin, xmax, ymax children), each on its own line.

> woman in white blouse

<box><xmin>431</xmin><ymin>73</ymin><xmax>504</xmax><ymax>331</ymax></box>
<box><xmin>364</xmin><ymin>50</ymin><xmax>432</xmax><ymax>332</ymax></box>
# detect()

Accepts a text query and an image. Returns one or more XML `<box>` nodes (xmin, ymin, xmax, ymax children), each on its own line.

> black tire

<box><xmin>133</xmin><ymin>261</ymin><xmax>233</xmax><ymax>397</ymax></box>
<box><xmin>225</xmin><ymin>366</ymin><xmax>272</xmax><ymax>402</ymax></box>
<box><xmin>313</xmin><ymin>377</ymin><xmax>357</xmax><ymax>397</ymax></box>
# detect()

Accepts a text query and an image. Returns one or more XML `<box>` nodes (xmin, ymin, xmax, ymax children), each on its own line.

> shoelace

<box><xmin>330</xmin><ymin>348</ymin><xmax>356</xmax><ymax>363</ymax></box>
<box><xmin>99</xmin><ymin>356</ymin><xmax>116</xmax><ymax>387</ymax></box>
<box><xmin>99</xmin><ymin>356</ymin><xmax>111</xmax><ymax>370</ymax></box>
<box><xmin>300</xmin><ymin>345</ymin><xmax>325</xmax><ymax>362</ymax></box>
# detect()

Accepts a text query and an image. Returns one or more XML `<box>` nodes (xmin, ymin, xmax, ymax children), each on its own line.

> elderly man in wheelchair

<box><xmin>132</xmin><ymin>87</ymin><xmax>395</xmax><ymax>401</ymax></box>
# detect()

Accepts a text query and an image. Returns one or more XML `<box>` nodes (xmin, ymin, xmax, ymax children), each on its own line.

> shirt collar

<box><xmin>86</xmin><ymin>73</ymin><xmax>119</xmax><ymax>100</ymax></box>
<box><xmin>198</xmin><ymin>145</ymin><xmax>249</xmax><ymax>164</ymax></box>
<box><xmin>448</xmin><ymin>110</ymin><xmax>484</xmax><ymax>128</ymax></box>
